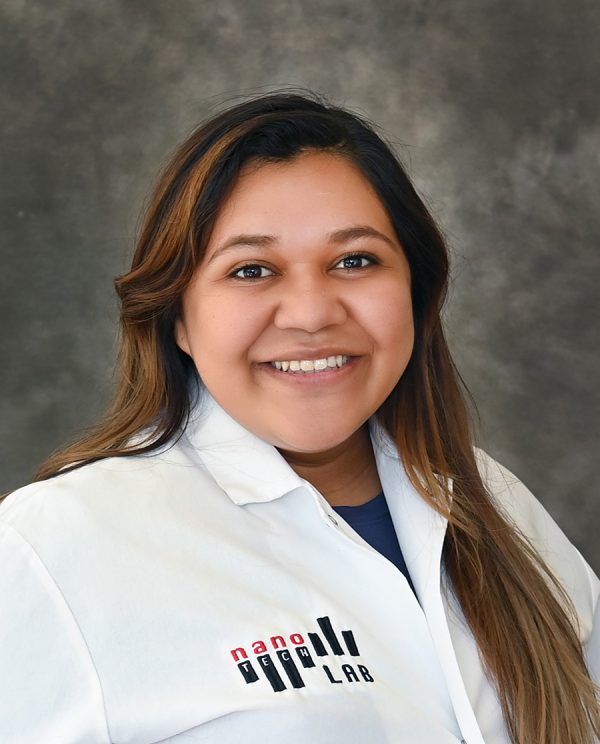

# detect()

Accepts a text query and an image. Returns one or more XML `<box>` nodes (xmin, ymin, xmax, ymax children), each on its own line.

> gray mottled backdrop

<box><xmin>1</xmin><ymin>1</ymin><xmax>598</xmax><ymax>569</ymax></box>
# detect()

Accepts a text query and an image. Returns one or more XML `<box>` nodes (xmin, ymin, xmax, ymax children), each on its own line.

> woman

<box><xmin>0</xmin><ymin>92</ymin><xmax>598</xmax><ymax>744</ymax></box>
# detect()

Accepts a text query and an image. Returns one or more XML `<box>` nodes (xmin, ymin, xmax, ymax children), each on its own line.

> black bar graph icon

<box><xmin>237</xmin><ymin>659</ymin><xmax>259</xmax><ymax>683</ymax></box>
<box><xmin>257</xmin><ymin>654</ymin><xmax>286</xmax><ymax>692</ymax></box>
<box><xmin>295</xmin><ymin>645</ymin><xmax>316</xmax><ymax>668</ymax></box>
<box><xmin>342</xmin><ymin>629</ymin><xmax>359</xmax><ymax>656</ymax></box>
<box><xmin>308</xmin><ymin>632</ymin><xmax>328</xmax><ymax>656</ymax></box>
<box><xmin>317</xmin><ymin>615</ymin><xmax>345</xmax><ymax>655</ymax></box>
<box><xmin>276</xmin><ymin>649</ymin><xmax>305</xmax><ymax>688</ymax></box>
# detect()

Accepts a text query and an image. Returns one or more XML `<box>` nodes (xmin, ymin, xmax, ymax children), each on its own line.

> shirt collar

<box><xmin>181</xmin><ymin>389</ymin><xmax>305</xmax><ymax>505</ymax></box>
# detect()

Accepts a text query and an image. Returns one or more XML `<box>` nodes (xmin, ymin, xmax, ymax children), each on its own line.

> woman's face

<box><xmin>176</xmin><ymin>152</ymin><xmax>414</xmax><ymax>454</ymax></box>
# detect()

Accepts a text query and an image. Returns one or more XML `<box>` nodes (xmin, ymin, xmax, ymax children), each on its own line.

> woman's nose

<box><xmin>272</xmin><ymin>273</ymin><xmax>348</xmax><ymax>332</ymax></box>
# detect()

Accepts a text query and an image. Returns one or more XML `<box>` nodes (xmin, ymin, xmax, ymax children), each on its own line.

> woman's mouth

<box><xmin>269</xmin><ymin>355</ymin><xmax>350</xmax><ymax>374</ymax></box>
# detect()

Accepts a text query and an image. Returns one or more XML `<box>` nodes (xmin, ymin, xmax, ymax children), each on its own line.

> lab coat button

<box><xmin>327</xmin><ymin>514</ymin><xmax>338</xmax><ymax>526</ymax></box>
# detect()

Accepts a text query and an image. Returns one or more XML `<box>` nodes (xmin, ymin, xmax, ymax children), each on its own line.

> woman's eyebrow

<box><xmin>327</xmin><ymin>225</ymin><xmax>396</xmax><ymax>248</ymax></box>
<box><xmin>206</xmin><ymin>234</ymin><xmax>276</xmax><ymax>264</ymax></box>
<box><xmin>206</xmin><ymin>224</ymin><xmax>396</xmax><ymax>264</ymax></box>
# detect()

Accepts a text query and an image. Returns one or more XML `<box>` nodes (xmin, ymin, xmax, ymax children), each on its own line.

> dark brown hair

<box><xmin>35</xmin><ymin>91</ymin><xmax>599</xmax><ymax>742</ymax></box>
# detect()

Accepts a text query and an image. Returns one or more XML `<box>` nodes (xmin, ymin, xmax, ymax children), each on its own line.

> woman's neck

<box><xmin>278</xmin><ymin>425</ymin><xmax>382</xmax><ymax>507</ymax></box>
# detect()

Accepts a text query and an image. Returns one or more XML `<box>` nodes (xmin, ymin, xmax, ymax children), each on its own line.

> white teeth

<box><xmin>270</xmin><ymin>355</ymin><xmax>349</xmax><ymax>374</ymax></box>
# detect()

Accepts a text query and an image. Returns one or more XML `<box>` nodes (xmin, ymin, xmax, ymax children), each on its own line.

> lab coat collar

<box><xmin>183</xmin><ymin>390</ymin><xmax>305</xmax><ymax>505</ymax></box>
<box><xmin>184</xmin><ymin>391</ymin><xmax>451</xmax><ymax>607</ymax></box>
<box><xmin>183</xmin><ymin>389</ymin><xmax>451</xmax><ymax>562</ymax></box>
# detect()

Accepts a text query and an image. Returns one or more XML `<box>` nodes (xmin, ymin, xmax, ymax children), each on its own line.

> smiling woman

<box><xmin>0</xmin><ymin>93</ymin><xmax>598</xmax><ymax>744</ymax></box>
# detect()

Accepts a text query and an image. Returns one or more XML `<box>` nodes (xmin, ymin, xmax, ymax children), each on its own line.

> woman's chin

<box><xmin>272</xmin><ymin>424</ymin><xmax>371</xmax><ymax>462</ymax></box>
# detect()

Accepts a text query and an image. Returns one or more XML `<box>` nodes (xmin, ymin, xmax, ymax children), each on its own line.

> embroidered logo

<box><xmin>229</xmin><ymin>615</ymin><xmax>374</xmax><ymax>692</ymax></box>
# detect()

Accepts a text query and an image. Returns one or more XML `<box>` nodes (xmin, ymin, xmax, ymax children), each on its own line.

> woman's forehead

<box><xmin>205</xmin><ymin>152</ymin><xmax>396</xmax><ymax>256</ymax></box>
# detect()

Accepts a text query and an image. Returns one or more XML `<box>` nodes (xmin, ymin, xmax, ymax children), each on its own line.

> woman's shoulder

<box><xmin>474</xmin><ymin>447</ymin><xmax>584</xmax><ymax>550</ymax></box>
<box><xmin>0</xmin><ymin>444</ymin><xmax>219</xmax><ymax>551</ymax></box>
<box><xmin>473</xmin><ymin>447</ymin><xmax>548</xmax><ymax>530</ymax></box>
<box><xmin>474</xmin><ymin>447</ymin><xmax>599</xmax><ymax>637</ymax></box>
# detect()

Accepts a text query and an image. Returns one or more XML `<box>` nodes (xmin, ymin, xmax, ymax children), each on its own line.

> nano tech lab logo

<box><xmin>229</xmin><ymin>615</ymin><xmax>374</xmax><ymax>692</ymax></box>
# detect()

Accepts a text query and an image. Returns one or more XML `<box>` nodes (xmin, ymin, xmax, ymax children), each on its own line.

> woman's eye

<box><xmin>231</xmin><ymin>264</ymin><xmax>274</xmax><ymax>280</ymax></box>
<box><xmin>334</xmin><ymin>254</ymin><xmax>375</xmax><ymax>270</ymax></box>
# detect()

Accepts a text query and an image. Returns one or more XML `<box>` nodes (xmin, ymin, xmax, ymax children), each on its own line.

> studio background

<box><xmin>1</xmin><ymin>1</ymin><xmax>599</xmax><ymax>570</ymax></box>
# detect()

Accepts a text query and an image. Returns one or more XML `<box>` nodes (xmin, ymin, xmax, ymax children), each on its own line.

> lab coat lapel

<box><xmin>371</xmin><ymin>425</ymin><xmax>486</xmax><ymax>744</ymax></box>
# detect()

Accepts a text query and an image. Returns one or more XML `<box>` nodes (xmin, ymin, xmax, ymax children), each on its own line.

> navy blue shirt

<box><xmin>333</xmin><ymin>492</ymin><xmax>416</xmax><ymax>595</ymax></box>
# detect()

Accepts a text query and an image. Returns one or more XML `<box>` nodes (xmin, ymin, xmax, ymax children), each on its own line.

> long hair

<box><xmin>35</xmin><ymin>91</ymin><xmax>599</xmax><ymax>742</ymax></box>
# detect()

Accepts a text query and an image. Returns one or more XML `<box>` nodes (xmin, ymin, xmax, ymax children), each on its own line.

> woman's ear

<box><xmin>174</xmin><ymin>318</ymin><xmax>191</xmax><ymax>355</ymax></box>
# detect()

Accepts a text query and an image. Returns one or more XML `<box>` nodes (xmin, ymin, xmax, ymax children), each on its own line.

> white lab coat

<box><xmin>0</xmin><ymin>392</ymin><xmax>598</xmax><ymax>744</ymax></box>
